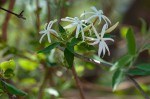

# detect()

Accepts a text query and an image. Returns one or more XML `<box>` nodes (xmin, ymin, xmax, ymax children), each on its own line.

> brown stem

<box><xmin>1</xmin><ymin>0</ymin><xmax>16</xmax><ymax>42</ymax></box>
<box><xmin>58</xmin><ymin>46</ymin><xmax>149</xmax><ymax>99</ymax></box>
<box><xmin>38</xmin><ymin>68</ymin><xmax>49</xmax><ymax>99</ymax></box>
<box><xmin>36</xmin><ymin>0</ymin><xmax>40</xmax><ymax>33</ymax></box>
<box><xmin>46</xmin><ymin>0</ymin><xmax>51</xmax><ymax>23</ymax></box>
<box><xmin>127</xmin><ymin>76</ymin><xmax>150</xmax><ymax>99</ymax></box>
<box><xmin>71</xmin><ymin>66</ymin><xmax>85</xmax><ymax>99</ymax></box>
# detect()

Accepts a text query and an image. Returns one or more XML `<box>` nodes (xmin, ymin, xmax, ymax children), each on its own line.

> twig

<box><xmin>38</xmin><ymin>68</ymin><xmax>49</xmax><ymax>99</ymax></box>
<box><xmin>58</xmin><ymin>46</ymin><xmax>111</xmax><ymax>67</ymax></box>
<box><xmin>127</xmin><ymin>76</ymin><xmax>150</xmax><ymax>99</ymax></box>
<box><xmin>57</xmin><ymin>46</ymin><xmax>149</xmax><ymax>99</ymax></box>
<box><xmin>71</xmin><ymin>66</ymin><xmax>85</xmax><ymax>99</ymax></box>
<box><xmin>0</xmin><ymin>6</ymin><xmax>26</xmax><ymax>20</ymax></box>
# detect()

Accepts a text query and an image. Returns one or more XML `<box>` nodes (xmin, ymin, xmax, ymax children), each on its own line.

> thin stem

<box><xmin>71</xmin><ymin>66</ymin><xmax>85</xmax><ymax>99</ymax></box>
<box><xmin>57</xmin><ymin>46</ymin><xmax>149</xmax><ymax>99</ymax></box>
<box><xmin>38</xmin><ymin>68</ymin><xmax>49</xmax><ymax>99</ymax></box>
<box><xmin>58</xmin><ymin>46</ymin><xmax>111</xmax><ymax>67</ymax></box>
<box><xmin>127</xmin><ymin>75</ymin><xmax>150</xmax><ymax>99</ymax></box>
<box><xmin>0</xmin><ymin>7</ymin><xmax>26</xmax><ymax>20</ymax></box>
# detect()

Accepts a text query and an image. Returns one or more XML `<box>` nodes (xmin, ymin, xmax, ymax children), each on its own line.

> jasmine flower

<box><xmin>86</xmin><ymin>24</ymin><xmax>114</xmax><ymax>57</ymax></box>
<box><xmin>61</xmin><ymin>17</ymin><xmax>87</xmax><ymax>41</ymax></box>
<box><xmin>81</xmin><ymin>6</ymin><xmax>111</xmax><ymax>27</ymax></box>
<box><xmin>39</xmin><ymin>19</ymin><xmax>58</xmax><ymax>43</ymax></box>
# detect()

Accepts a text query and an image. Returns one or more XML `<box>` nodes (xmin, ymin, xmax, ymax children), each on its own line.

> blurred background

<box><xmin>0</xmin><ymin>0</ymin><xmax>150</xmax><ymax>99</ymax></box>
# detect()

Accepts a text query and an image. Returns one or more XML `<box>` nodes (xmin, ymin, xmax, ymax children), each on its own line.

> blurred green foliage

<box><xmin>0</xmin><ymin>0</ymin><xmax>150</xmax><ymax>99</ymax></box>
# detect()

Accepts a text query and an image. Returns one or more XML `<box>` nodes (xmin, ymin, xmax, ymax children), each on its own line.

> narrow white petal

<box><xmin>88</xmin><ymin>40</ymin><xmax>99</xmax><ymax>45</ymax></box>
<box><xmin>101</xmin><ymin>42</ymin><xmax>106</xmax><ymax>57</ymax></box>
<box><xmin>103</xmin><ymin>38</ymin><xmax>114</xmax><ymax>42</ymax></box>
<box><xmin>76</xmin><ymin>25</ymin><xmax>80</xmax><ymax>38</ymax></box>
<box><xmin>61</xmin><ymin>18</ymin><xmax>74</xmax><ymax>22</ymax></box>
<box><xmin>47</xmin><ymin>21</ymin><xmax>53</xmax><ymax>29</ymax></box>
<box><xmin>39</xmin><ymin>33</ymin><xmax>47</xmax><ymax>43</ymax></box>
<box><xmin>47</xmin><ymin>32</ymin><xmax>51</xmax><ymax>43</ymax></box>
<box><xmin>86</xmin><ymin>15</ymin><xmax>97</xmax><ymax>23</ymax></box>
<box><xmin>80</xmin><ymin>12</ymin><xmax>95</xmax><ymax>17</ymax></box>
<box><xmin>91</xmin><ymin>24</ymin><xmax>100</xmax><ymax>38</ymax></box>
<box><xmin>102</xmin><ymin>15</ymin><xmax>111</xmax><ymax>24</ymax></box>
<box><xmin>64</xmin><ymin>23</ymin><xmax>76</xmax><ymax>29</ymax></box>
<box><xmin>44</xmin><ymin>23</ymin><xmax>48</xmax><ymax>30</ymax></box>
<box><xmin>103</xmin><ymin>41</ymin><xmax>110</xmax><ymax>55</ymax></box>
<box><xmin>98</xmin><ymin>42</ymin><xmax>103</xmax><ymax>57</ymax></box>
<box><xmin>91</xmin><ymin>6</ymin><xmax>98</xmax><ymax>12</ymax></box>
<box><xmin>39</xmin><ymin>30</ymin><xmax>47</xmax><ymax>34</ymax></box>
<box><xmin>47</xmin><ymin>19</ymin><xmax>57</xmax><ymax>29</ymax></box>
<box><xmin>101</xmin><ymin>24</ymin><xmax>107</xmax><ymax>38</ymax></box>
<box><xmin>50</xmin><ymin>29</ymin><xmax>58</xmax><ymax>36</ymax></box>
<box><xmin>66</xmin><ymin>17</ymin><xmax>75</xmax><ymax>20</ymax></box>
<box><xmin>85</xmin><ymin>37</ymin><xmax>97</xmax><ymax>41</ymax></box>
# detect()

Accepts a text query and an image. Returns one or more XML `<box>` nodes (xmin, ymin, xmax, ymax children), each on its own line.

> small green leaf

<box><xmin>112</xmin><ymin>69</ymin><xmax>125</xmax><ymax>91</ymax></box>
<box><xmin>128</xmin><ymin>69</ymin><xmax>150</xmax><ymax>76</ymax></box>
<box><xmin>106</xmin><ymin>22</ymin><xmax>119</xmax><ymax>33</ymax></box>
<box><xmin>3</xmin><ymin>69</ymin><xmax>15</xmax><ymax>79</ymax></box>
<box><xmin>0</xmin><ymin>60</ymin><xmax>16</xmax><ymax>72</ymax></box>
<box><xmin>111</xmin><ymin>55</ymin><xmax>133</xmax><ymax>70</ymax></box>
<box><xmin>64</xmin><ymin>48</ymin><xmax>74</xmax><ymax>68</ymax></box>
<box><xmin>136</xmin><ymin>63</ymin><xmax>150</xmax><ymax>71</ymax></box>
<box><xmin>38</xmin><ymin>42</ymin><xmax>60</xmax><ymax>53</ymax></box>
<box><xmin>70</xmin><ymin>38</ymin><xmax>81</xmax><ymax>46</ymax></box>
<box><xmin>140</xmin><ymin>18</ymin><xmax>146</xmax><ymax>35</ymax></box>
<box><xmin>59</xmin><ymin>24</ymin><xmax>66</xmax><ymax>34</ymax></box>
<box><xmin>1</xmin><ymin>81</ymin><xmax>27</xmax><ymax>96</ymax></box>
<box><xmin>126</xmin><ymin>28</ymin><xmax>136</xmax><ymax>55</ymax></box>
<box><xmin>76</xmin><ymin>42</ymin><xmax>95</xmax><ymax>51</ymax></box>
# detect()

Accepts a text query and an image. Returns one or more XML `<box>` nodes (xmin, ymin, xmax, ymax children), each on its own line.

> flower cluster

<box><xmin>39</xmin><ymin>6</ymin><xmax>116</xmax><ymax>57</ymax></box>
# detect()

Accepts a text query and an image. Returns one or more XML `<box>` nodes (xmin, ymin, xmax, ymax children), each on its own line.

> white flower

<box><xmin>81</xmin><ymin>6</ymin><xmax>111</xmax><ymax>26</ymax></box>
<box><xmin>61</xmin><ymin>17</ymin><xmax>87</xmax><ymax>41</ymax></box>
<box><xmin>39</xmin><ymin>19</ymin><xmax>58</xmax><ymax>43</ymax></box>
<box><xmin>86</xmin><ymin>24</ymin><xmax>114</xmax><ymax>57</ymax></box>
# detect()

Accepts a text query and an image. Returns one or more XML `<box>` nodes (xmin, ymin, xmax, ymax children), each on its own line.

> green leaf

<box><xmin>76</xmin><ymin>42</ymin><xmax>95</xmax><ymax>51</ymax></box>
<box><xmin>38</xmin><ymin>42</ymin><xmax>60</xmax><ymax>53</ymax></box>
<box><xmin>105</xmin><ymin>22</ymin><xmax>119</xmax><ymax>33</ymax></box>
<box><xmin>128</xmin><ymin>69</ymin><xmax>150</xmax><ymax>76</ymax></box>
<box><xmin>59</xmin><ymin>24</ymin><xmax>66</xmax><ymax>34</ymax></box>
<box><xmin>70</xmin><ymin>38</ymin><xmax>81</xmax><ymax>46</ymax></box>
<box><xmin>1</xmin><ymin>81</ymin><xmax>27</xmax><ymax>96</ymax></box>
<box><xmin>126</xmin><ymin>28</ymin><xmax>136</xmax><ymax>55</ymax></box>
<box><xmin>64</xmin><ymin>48</ymin><xmax>74</xmax><ymax>68</ymax></box>
<box><xmin>136</xmin><ymin>63</ymin><xmax>150</xmax><ymax>71</ymax></box>
<box><xmin>18</xmin><ymin>59</ymin><xmax>38</xmax><ymax>71</ymax></box>
<box><xmin>3</xmin><ymin>69</ymin><xmax>15</xmax><ymax>79</ymax></box>
<box><xmin>111</xmin><ymin>55</ymin><xmax>133</xmax><ymax>70</ymax></box>
<box><xmin>112</xmin><ymin>69</ymin><xmax>125</xmax><ymax>91</ymax></box>
<box><xmin>0</xmin><ymin>60</ymin><xmax>16</xmax><ymax>72</ymax></box>
<box><xmin>140</xmin><ymin>18</ymin><xmax>146</xmax><ymax>35</ymax></box>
